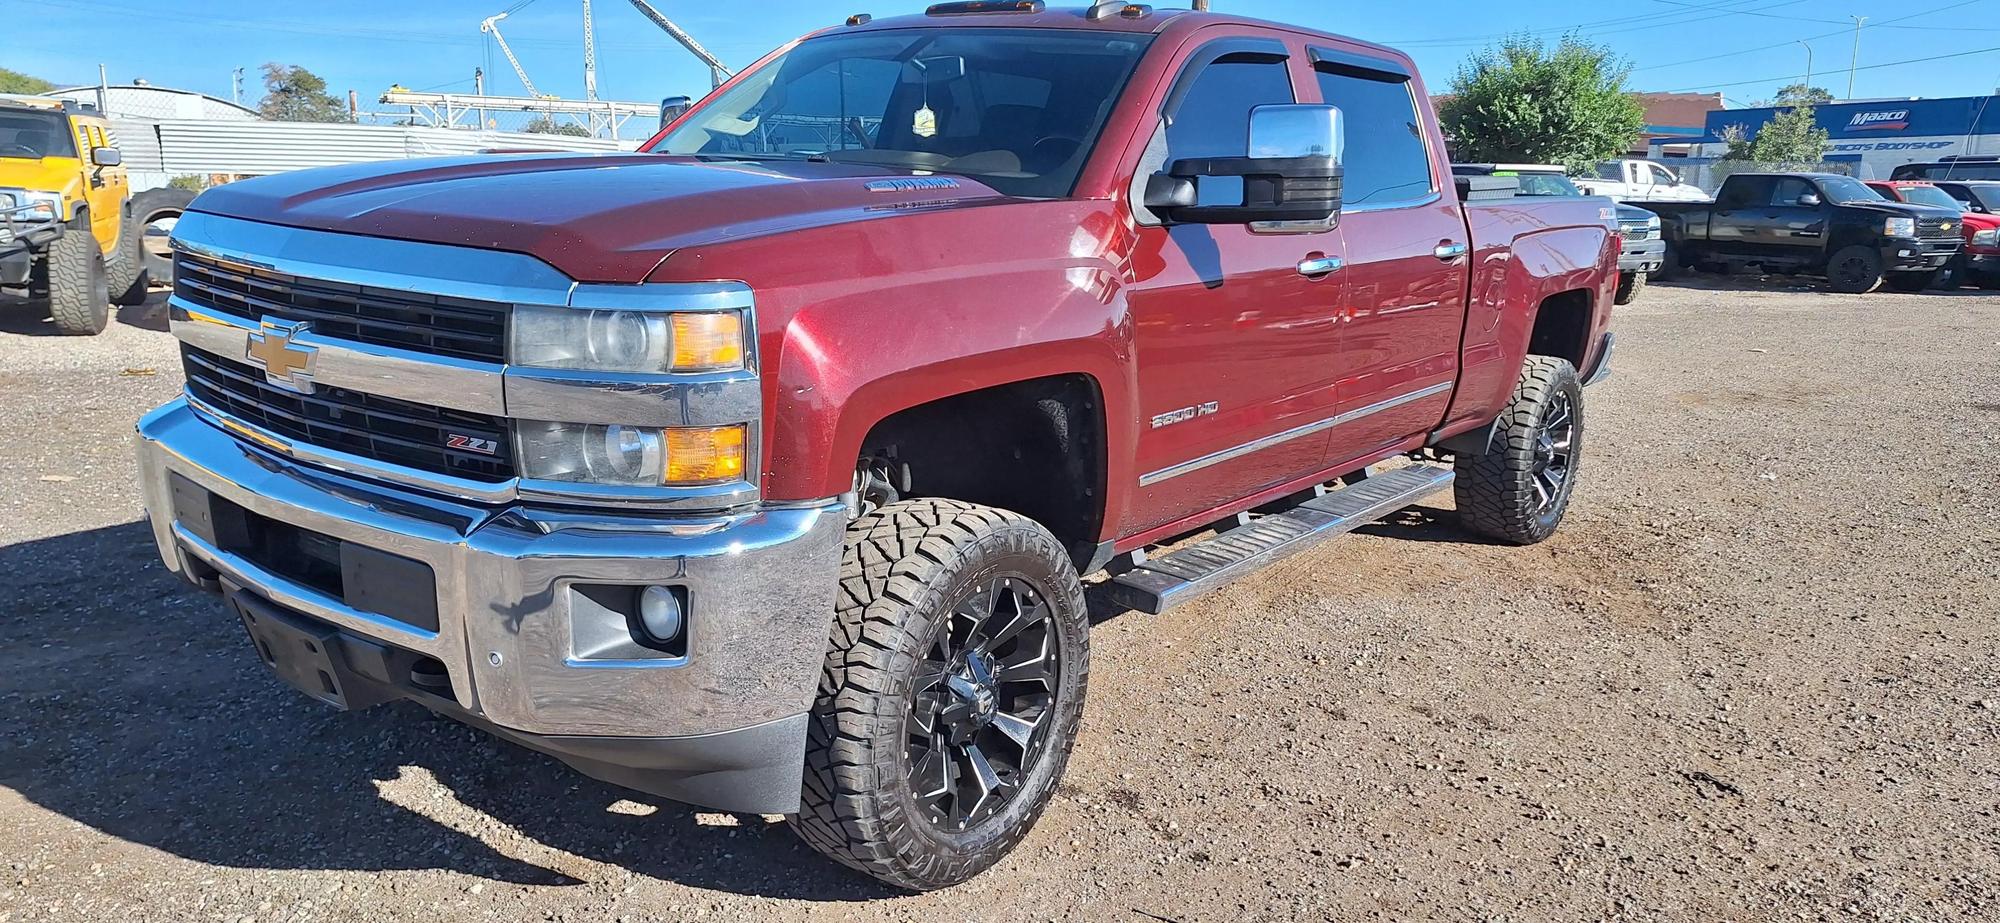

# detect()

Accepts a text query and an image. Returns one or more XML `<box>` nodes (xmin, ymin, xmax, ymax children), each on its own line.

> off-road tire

<box><xmin>1454</xmin><ymin>355</ymin><xmax>1583</xmax><ymax>545</ymax></box>
<box><xmin>1614</xmin><ymin>270</ymin><xmax>1646</xmax><ymax>305</ymax></box>
<box><xmin>1827</xmin><ymin>245</ymin><xmax>1884</xmax><ymax>294</ymax></box>
<box><xmin>790</xmin><ymin>498</ymin><xmax>1089</xmax><ymax>891</ymax></box>
<box><xmin>35</xmin><ymin>230</ymin><xmax>110</xmax><ymax>335</ymax></box>
<box><xmin>108</xmin><ymin>210</ymin><xmax>150</xmax><ymax>306</ymax></box>
<box><xmin>1884</xmin><ymin>268</ymin><xmax>1945</xmax><ymax>293</ymax></box>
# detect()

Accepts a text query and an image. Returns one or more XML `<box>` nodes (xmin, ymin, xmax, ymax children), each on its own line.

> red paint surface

<box><xmin>192</xmin><ymin>8</ymin><xmax>1616</xmax><ymax>547</ymax></box>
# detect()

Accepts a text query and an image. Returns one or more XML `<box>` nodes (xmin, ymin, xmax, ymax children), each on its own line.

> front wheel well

<box><xmin>856</xmin><ymin>374</ymin><xmax>1107</xmax><ymax>570</ymax></box>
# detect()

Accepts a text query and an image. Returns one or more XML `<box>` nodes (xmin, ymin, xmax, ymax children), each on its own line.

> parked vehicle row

<box><xmin>1453</xmin><ymin>163</ymin><xmax>1662</xmax><ymax>305</ymax></box>
<box><xmin>1869</xmin><ymin>179</ymin><xmax>2000</xmax><ymax>290</ymax></box>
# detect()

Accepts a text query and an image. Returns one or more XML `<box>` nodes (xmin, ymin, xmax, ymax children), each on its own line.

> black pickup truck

<box><xmin>1651</xmin><ymin>172</ymin><xmax>1964</xmax><ymax>293</ymax></box>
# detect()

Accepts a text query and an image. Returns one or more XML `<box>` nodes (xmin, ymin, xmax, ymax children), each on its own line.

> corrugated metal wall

<box><xmin>117</xmin><ymin>118</ymin><xmax>640</xmax><ymax>181</ymax></box>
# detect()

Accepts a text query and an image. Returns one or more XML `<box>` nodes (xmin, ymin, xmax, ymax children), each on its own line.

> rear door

<box><xmin>1304</xmin><ymin>44</ymin><xmax>1466</xmax><ymax>465</ymax></box>
<box><xmin>1121</xmin><ymin>33</ymin><xmax>1345</xmax><ymax>535</ymax></box>
<box><xmin>1707</xmin><ymin>176</ymin><xmax>1772</xmax><ymax>256</ymax></box>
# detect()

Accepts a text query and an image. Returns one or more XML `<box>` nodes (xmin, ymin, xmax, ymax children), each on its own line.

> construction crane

<box><xmin>624</xmin><ymin>0</ymin><xmax>733</xmax><ymax>89</ymax></box>
<box><xmin>581</xmin><ymin>0</ymin><xmax>599</xmax><ymax>103</ymax></box>
<box><xmin>480</xmin><ymin>12</ymin><xmax>544</xmax><ymax>98</ymax></box>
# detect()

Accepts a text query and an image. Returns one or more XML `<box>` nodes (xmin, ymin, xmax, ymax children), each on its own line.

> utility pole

<box><xmin>1796</xmin><ymin>40</ymin><xmax>1813</xmax><ymax>94</ymax></box>
<box><xmin>1193</xmin><ymin>0</ymin><xmax>1209</xmax><ymax>9</ymax></box>
<box><xmin>1846</xmin><ymin>16</ymin><xmax>1867</xmax><ymax>100</ymax></box>
<box><xmin>474</xmin><ymin>67</ymin><xmax>488</xmax><ymax>131</ymax></box>
<box><xmin>231</xmin><ymin>67</ymin><xmax>245</xmax><ymax>107</ymax></box>
<box><xmin>582</xmin><ymin>0</ymin><xmax>601</xmax><ymax>136</ymax></box>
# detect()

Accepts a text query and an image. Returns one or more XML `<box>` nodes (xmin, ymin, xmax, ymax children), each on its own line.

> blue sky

<box><xmin>7</xmin><ymin>0</ymin><xmax>1999</xmax><ymax>116</ymax></box>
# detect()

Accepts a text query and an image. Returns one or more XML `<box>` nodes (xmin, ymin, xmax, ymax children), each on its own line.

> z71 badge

<box><xmin>445</xmin><ymin>434</ymin><xmax>499</xmax><ymax>455</ymax></box>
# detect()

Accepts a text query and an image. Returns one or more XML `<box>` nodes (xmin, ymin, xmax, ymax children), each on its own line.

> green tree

<box><xmin>1438</xmin><ymin>34</ymin><xmax>1646</xmax><ymax>173</ymax></box>
<box><xmin>257</xmin><ymin>63</ymin><xmax>353</xmax><ymax>123</ymax></box>
<box><xmin>0</xmin><ymin>67</ymin><xmax>57</xmax><ymax>95</ymax></box>
<box><xmin>1773</xmin><ymin>84</ymin><xmax>1833</xmax><ymax>105</ymax></box>
<box><xmin>525</xmin><ymin>117</ymin><xmax>590</xmax><ymax>137</ymax></box>
<box><xmin>1744</xmin><ymin>105</ymin><xmax>1830</xmax><ymax>163</ymax></box>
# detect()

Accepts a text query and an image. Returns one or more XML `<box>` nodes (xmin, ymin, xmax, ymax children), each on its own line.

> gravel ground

<box><xmin>1</xmin><ymin>279</ymin><xmax>1997</xmax><ymax>922</ymax></box>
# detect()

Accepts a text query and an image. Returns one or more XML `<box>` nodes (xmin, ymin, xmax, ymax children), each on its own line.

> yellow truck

<box><xmin>1</xmin><ymin>95</ymin><xmax>148</xmax><ymax>334</ymax></box>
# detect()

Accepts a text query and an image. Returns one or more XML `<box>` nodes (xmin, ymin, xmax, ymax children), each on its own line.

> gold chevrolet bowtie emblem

<box><xmin>245</xmin><ymin>318</ymin><xmax>317</xmax><ymax>393</ymax></box>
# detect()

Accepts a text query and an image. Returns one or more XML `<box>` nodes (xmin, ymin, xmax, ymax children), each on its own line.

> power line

<box><xmin>1631</xmin><ymin>0</ymin><xmax>1991</xmax><ymax>73</ymax></box>
<box><xmin>1383</xmin><ymin>0</ymin><xmax>1804</xmax><ymax>47</ymax></box>
<box><xmin>1668</xmin><ymin>43</ymin><xmax>2000</xmax><ymax>91</ymax></box>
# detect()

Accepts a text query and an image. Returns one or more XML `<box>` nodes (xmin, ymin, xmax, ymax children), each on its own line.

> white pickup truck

<box><xmin>1575</xmin><ymin>158</ymin><xmax>1711</xmax><ymax>203</ymax></box>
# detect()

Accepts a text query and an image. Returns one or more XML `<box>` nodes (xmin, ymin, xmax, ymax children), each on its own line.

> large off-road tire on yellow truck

<box><xmin>107</xmin><ymin>210</ymin><xmax>150</xmax><ymax>307</ymax></box>
<box><xmin>30</xmin><ymin>227</ymin><xmax>111</xmax><ymax>336</ymax></box>
<box><xmin>791</xmin><ymin>498</ymin><xmax>1090</xmax><ymax>890</ymax></box>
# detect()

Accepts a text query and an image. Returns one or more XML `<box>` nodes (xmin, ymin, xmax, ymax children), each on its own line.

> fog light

<box><xmin>638</xmin><ymin>585</ymin><xmax>684</xmax><ymax>643</ymax></box>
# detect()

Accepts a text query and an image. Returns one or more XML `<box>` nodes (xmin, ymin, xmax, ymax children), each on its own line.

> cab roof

<box><xmin>0</xmin><ymin>94</ymin><xmax>72</xmax><ymax>112</ymax></box>
<box><xmin>832</xmin><ymin>4</ymin><xmax>1400</xmax><ymax>58</ymax></box>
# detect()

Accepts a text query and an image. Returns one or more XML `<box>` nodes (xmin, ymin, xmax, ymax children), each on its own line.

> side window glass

<box><xmin>1717</xmin><ymin>177</ymin><xmax>1767</xmax><ymax>209</ymax></box>
<box><xmin>1770</xmin><ymin>178</ymin><xmax>1811</xmax><ymax>206</ymax></box>
<box><xmin>1594</xmin><ymin>162</ymin><xmax>1623</xmax><ymax>181</ymax></box>
<box><xmin>1314</xmin><ymin>66</ymin><xmax>1432</xmax><ymax>206</ymax></box>
<box><xmin>1164</xmin><ymin>58</ymin><xmax>1295</xmax><ymax>161</ymax></box>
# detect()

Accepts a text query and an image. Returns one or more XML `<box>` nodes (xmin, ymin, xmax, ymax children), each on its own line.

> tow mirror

<box><xmin>659</xmin><ymin>96</ymin><xmax>693</xmax><ymax>126</ymax></box>
<box><xmin>1144</xmin><ymin>104</ymin><xmax>1344</xmax><ymax>225</ymax></box>
<box><xmin>91</xmin><ymin>147</ymin><xmax>122</xmax><ymax>167</ymax></box>
<box><xmin>1797</xmin><ymin>193</ymin><xmax>1822</xmax><ymax>207</ymax></box>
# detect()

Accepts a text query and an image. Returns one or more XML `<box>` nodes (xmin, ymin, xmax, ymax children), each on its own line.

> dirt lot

<box><xmin>1</xmin><ymin>279</ymin><xmax>1996</xmax><ymax>923</ymax></box>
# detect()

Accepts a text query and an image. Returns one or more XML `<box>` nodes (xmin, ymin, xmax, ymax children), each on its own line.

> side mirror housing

<box><xmin>659</xmin><ymin>96</ymin><xmax>693</xmax><ymax>126</ymax></box>
<box><xmin>1144</xmin><ymin>104</ymin><xmax>1343</xmax><ymax>225</ymax></box>
<box><xmin>1797</xmin><ymin>193</ymin><xmax>1822</xmax><ymax>207</ymax></box>
<box><xmin>91</xmin><ymin>147</ymin><xmax>122</xmax><ymax>167</ymax></box>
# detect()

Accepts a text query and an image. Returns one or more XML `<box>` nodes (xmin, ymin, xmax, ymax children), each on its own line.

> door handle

<box><xmin>1297</xmin><ymin>255</ymin><xmax>1343</xmax><ymax>277</ymax></box>
<box><xmin>1433</xmin><ymin>242</ymin><xmax>1468</xmax><ymax>261</ymax></box>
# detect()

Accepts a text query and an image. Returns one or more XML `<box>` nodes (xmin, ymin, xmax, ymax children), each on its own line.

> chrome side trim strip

<box><xmin>170</xmin><ymin>298</ymin><xmax>508</xmax><ymax>417</ymax></box>
<box><xmin>1138</xmin><ymin>381</ymin><xmax>1454</xmax><ymax>487</ymax></box>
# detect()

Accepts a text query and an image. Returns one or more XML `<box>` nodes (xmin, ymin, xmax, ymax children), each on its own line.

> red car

<box><xmin>1869</xmin><ymin>180</ymin><xmax>2000</xmax><ymax>289</ymax></box>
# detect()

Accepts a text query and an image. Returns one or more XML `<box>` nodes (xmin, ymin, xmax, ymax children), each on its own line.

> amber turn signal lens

<box><xmin>663</xmin><ymin>424</ymin><xmax>747</xmax><ymax>484</ymax></box>
<box><xmin>670</xmin><ymin>312</ymin><xmax>745</xmax><ymax>371</ymax></box>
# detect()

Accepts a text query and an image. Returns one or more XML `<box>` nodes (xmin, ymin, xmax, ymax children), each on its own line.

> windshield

<box><xmin>1816</xmin><ymin>175</ymin><xmax>1881</xmax><ymax>205</ymax></box>
<box><xmin>1505</xmin><ymin>172</ymin><xmax>1582</xmax><ymax>196</ymax></box>
<box><xmin>1894</xmin><ymin>185</ymin><xmax>1963</xmax><ymax>211</ymax></box>
<box><xmin>0</xmin><ymin>110</ymin><xmax>77</xmax><ymax>160</ymax></box>
<box><xmin>1959</xmin><ymin>184</ymin><xmax>2000</xmax><ymax>211</ymax></box>
<box><xmin>649</xmin><ymin>29</ymin><xmax>1153</xmax><ymax>198</ymax></box>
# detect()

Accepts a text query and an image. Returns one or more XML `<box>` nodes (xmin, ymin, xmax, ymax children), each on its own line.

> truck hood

<box><xmin>188</xmin><ymin>153</ymin><xmax>1012</xmax><ymax>282</ymax></box>
<box><xmin>1838</xmin><ymin>198</ymin><xmax>1961</xmax><ymax>221</ymax></box>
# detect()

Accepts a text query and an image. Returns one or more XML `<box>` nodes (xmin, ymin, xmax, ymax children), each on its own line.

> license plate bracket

<box><xmin>226</xmin><ymin>584</ymin><xmax>394</xmax><ymax>711</ymax></box>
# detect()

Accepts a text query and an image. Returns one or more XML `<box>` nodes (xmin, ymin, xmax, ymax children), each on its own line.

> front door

<box><xmin>1122</xmin><ymin>37</ymin><xmax>1346</xmax><ymax>536</ymax></box>
<box><xmin>1754</xmin><ymin>175</ymin><xmax>1828</xmax><ymax>257</ymax></box>
<box><xmin>1306</xmin><ymin>47</ymin><xmax>1466</xmax><ymax>464</ymax></box>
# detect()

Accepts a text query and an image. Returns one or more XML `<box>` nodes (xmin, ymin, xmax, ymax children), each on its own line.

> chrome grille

<box><xmin>174</xmin><ymin>252</ymin><xmax>510</xmax><ymax>363</ymax></box>
<box><xmin>181</xmin><ymin>345</ymin><xmax>515</xmax><ymax>481</ymax></box>
<box><xmin>1619</xmin><ymin>223</ymin><xmax>1653</xmax><ymax>240</ymax></box>
<box><xmin>1918</xmin><ymin>217</ymin><xmax>1959</xmax><ymax>239</ymax></box>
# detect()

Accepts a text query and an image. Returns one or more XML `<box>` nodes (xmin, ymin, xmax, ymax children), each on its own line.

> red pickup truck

<box><xmin>136</xmin><ymin>2</ymin><xmax>1615</xmax><ymax>890</ymax></box>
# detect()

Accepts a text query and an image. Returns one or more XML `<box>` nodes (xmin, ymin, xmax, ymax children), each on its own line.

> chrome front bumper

<box><xmin>136</xmin><ymin>397</ymin><xmax>845</xmax><ymax>744</ymax></box>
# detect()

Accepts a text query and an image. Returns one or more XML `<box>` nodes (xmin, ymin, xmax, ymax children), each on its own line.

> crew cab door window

<box><xmin>1312</xmin><ymin>67</ymin><xmax>1433</xmax><ymax>206</ymax></box>
<box><xmin>1769</xmin><ymin>177</ymin><xmax>1816</xmax><ymax>207</ymax></box>
<box><xmin>1163</xmin><ymin>55</ymin><xmax>1295</xmax><ymax>206</ymax></box>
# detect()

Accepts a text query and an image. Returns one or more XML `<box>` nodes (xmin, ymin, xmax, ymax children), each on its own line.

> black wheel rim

<box><xmin>1836</xmin><ymin>256</ymin><xmax>1872</xmax><ymax>286</ymax></box>
<box><xmin>905</xmin><ymin>576</ymin><xmax>1059</xmax><ymax>831</ymax></box>
<box><xmin>1531</xmin><ymin>390</ymin><xmax>1575</xmax><ymax>514</ymax></box>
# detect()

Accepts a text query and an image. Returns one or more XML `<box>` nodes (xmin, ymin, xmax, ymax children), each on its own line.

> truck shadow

<box><xmin>0</xmin><ymin>521</ymin><xmax>890</xmax><ymax>901</ymax></box>
<box><xmin>0</xmin><ymin>288</ymin><xmax>171</xmax><ymax>335</ymax></box>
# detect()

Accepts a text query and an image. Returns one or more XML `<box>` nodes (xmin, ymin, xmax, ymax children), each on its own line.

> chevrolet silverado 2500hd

<box><xmin>136</xmin><ymin>3</ymin><xmax>1617</xmax><ymax>890</ymax></box>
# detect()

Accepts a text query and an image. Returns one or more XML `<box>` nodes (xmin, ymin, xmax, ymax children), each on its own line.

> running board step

<box><xmin>1106</xmin><ymin>464</ymin><xmax>1456</xmax><ymax>614</ymax></box>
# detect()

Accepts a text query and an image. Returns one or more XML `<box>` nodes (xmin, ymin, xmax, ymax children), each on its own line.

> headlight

<box><xmin>1973</xmin><ymin>229</ymin><xmax>1998</xmax><ymax>247</ymax></box>
<box><xmin>517</xmin><ymin>421</ymin><xmax>746</xmax><ymax>486</ymax></box>
<box><xmin>11</xmin><ymin>191</ymin><xmax>63</xmax><ymax>223</ymax></box>
<box><xmin>511</xmin><ymin>306</ymin><xmax>745</xmax><ymax>373</ymax></box>
<box><xmin>1885</xmin><ymin>217</ymin><xmax>1916</xmax><ymax>238</ymax></box>
<box><xmin>1647</xmin><ymin>215</ymin><xmax>1661</xmax><ymax>230</ymax></box>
